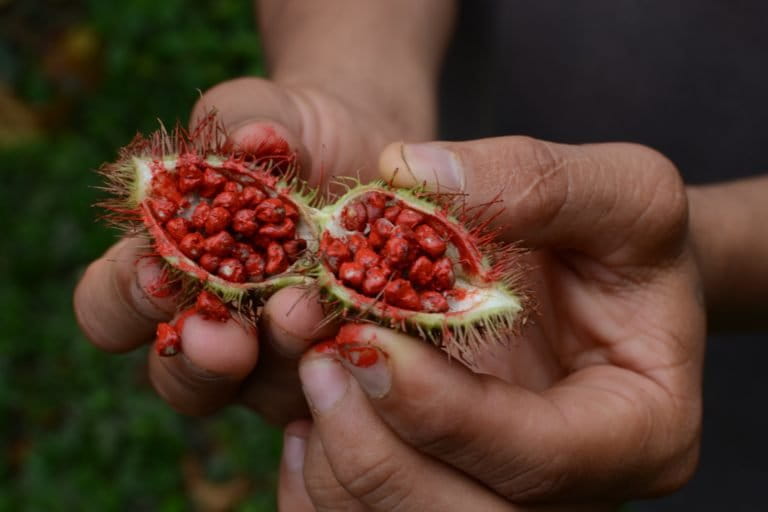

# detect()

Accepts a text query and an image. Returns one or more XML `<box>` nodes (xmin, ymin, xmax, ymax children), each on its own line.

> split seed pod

<box><xmin>99</xmin><ymin>117</ymin><xmax>527</xmax><ymax>360</ymax></box>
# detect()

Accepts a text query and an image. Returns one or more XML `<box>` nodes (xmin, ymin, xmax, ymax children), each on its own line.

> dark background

<box><xmin>441</xmin><ymin>2</ymin><xmax>768</xmax><ymax>510</ymax></box>
<box><xmin>2</xmin><ymin>0</ymin><xmax>767</xmax><ymax>510</ymax></box>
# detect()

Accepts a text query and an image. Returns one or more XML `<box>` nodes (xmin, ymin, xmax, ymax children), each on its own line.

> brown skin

<box><xmin>276</xmin><ymin>139</ymin><xmax>704</xmax><ymax>510</ymax></box>
<box><xmin>73</xmin><ymin>0</ymin><xmax>766</xmax><ymax>508</ymax></box>
<box><xmin>74</xmin><ymin>0</ymin><xmax>454</xmax><ymax>423</ymax></box>
<box><xmin>688</xmin><ymin>175</ymin><xmax>768</xmax><ymax>330</ymax></box>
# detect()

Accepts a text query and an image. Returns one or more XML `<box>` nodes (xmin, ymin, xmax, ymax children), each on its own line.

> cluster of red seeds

<box><xmin>147</xmin><ymin>163</ymin><xmax>307</xmax><ymax>283</ymax></box>
<box><xmin>321</xmin><ymin>191</ymin><xmax>456</xmax><ymax>313</ymax></box>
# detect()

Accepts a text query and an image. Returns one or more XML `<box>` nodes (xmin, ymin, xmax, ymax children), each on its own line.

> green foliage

<box><xmin>0</xmin><ymin>1</ymin><xmax>280</xmax><ymax>510</ymax></box>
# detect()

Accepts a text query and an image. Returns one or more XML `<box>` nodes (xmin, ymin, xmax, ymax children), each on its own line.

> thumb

<box><xmin>379</xmin><ymin>138</ymin><xmax>688</xmax><ymax>263</ymax></box>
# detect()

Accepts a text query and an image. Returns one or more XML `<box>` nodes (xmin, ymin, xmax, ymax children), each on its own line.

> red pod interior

<box><xmin>141</xmin><ymin>155</ymin><xmax>308</xmax><ymax>284</ymax></box>
<box><xmin>320</xmin><ymin>190</ymin><xmax>487</xmax><ymax>314</ymax></box>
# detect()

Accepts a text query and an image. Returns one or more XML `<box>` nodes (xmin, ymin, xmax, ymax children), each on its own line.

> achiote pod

<box><xmin>99</xmin><ymin>116</ymin><xmax>527</xmax><ymax>361</ymax></box>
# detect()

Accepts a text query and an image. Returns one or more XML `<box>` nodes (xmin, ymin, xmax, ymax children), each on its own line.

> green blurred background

<box><xmin>1</xmin><ymin>1</ymin><xmax>282</xmax><ymax>510</ymax></box>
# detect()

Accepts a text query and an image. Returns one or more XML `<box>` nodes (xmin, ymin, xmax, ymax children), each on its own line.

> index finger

<box><xmin>73</xmin><ymin>237</ymin><xmax>176</xmax><ymax>353</ymax></box>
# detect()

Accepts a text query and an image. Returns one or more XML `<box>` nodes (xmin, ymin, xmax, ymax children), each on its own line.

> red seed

<box><xmin>420</xmin><ymin>291</ymin><xmax>449</xmax><ymax>313</ymax></box>
<box><xmin>231</xmin><ymin>209</ymin><xmax>259</xmax><ymax>236</ymax></box>
<box><xmin>178</xmin><ymin>165</ymin><xmax>202</xmax><ymax>193</ymax></box>
<box><xmin>382</xmin><ymin>236</ymin><xmax>411</xmax><ymax>268</ymax></box>
<box><xmin>259</xmin><ymin>218</ymin><xmax>296</xmax><ymax>240</ymax></box>
<box><xmin>223</xmin><ymin>181</ymin><xmax>242</xmax><ymax>194</ymax></box>
<box><xmin>149</xmin><ymin>197</ymin><xmax>177</xmax><ymax>222</ymax></box>
<box><xmin>190</xmin><ymin>202</ymin><xmax>211</xmax><ymax>230</ymax></box>
<box><xmin>283</xmin><ymin>238</ymin><xmax>307</xmax><ymax>261</ymax></box>
<box><xmin>254</xmin><ymin>198</ymin><xmax>286</xmax><ymax>223</ymax></box>
<box><xmin>364</xmin><ymin>191</ymin><xmax>387</xmax><ymax>221</ymax></box>
<box><xmin>384</xmin><ymin>279</ymin><xmax>421</xmax><ymax>310</ymax></box>
<box><xmin>242</xmin><ymin>186</ymin><xmax>267</xmax><ymax>207</ymax></box>
<box><xmin>199</xmin><ymin>253</ymin><xmax>221</xmax><ymax>273</ymax></box>
<box><xmin>218</xmin><ymin>258</ymin><xmax>245</xmax><ymax>282</ymax></box>
<box><xmin>265</xmin><ymin>242</ymin><xmax>289</xmax><ymax>275</ymax></box>
<box><xmin>354</xmin><ymin>247</ymin><xmax>380</xmax><ymax>269</ymax></box>
<box><xmin>396</xmin><ymin>208</ymin><xmax>424</xmax><ymax>229</ymax></box>
<box><xmin>204</xmin><ymin>206</ymin><xmax>231</xmax><ymax>235</ymax></box>
<box><xmin>245</xmin><ymin>253</ymin><xmax>265</xmax><ymax>281</ymax></box>
<box><xmin>196</xmin><ymin>290</ymin><xmax>230</xmax><ymax>322</ymax></box>
<box><xmin>324</xmin><ymin>238</ymin><xmax>351</xmax><ymax>271</ymax></box>
<box><xmin>151</xmin><ymin>173</ymin><xmax>185</xmax><ymax>206</ymax></box>
<box><xmin>373</xmin><ymin>218</ymin><xmax>395</xmax><ymax>237</ymax></box>
<box><xmin>415</xmin><ymin>224</ymin><xmax>447</xmax><ymax>258</ymax></box>
<box><xmin>341</xmin><ymin>201</ymin><xmax>368</xmax><ymax>232</ymax></box>
<box><xmin>165</xmin><ymin>217</ymin><xmax>189</xmax><ymax>241</ymax></box>
<box><xmin>433</xmin><ymin>257</ymin><xmax>455</xmax><ymax>291</ymax></box>
<box><xmin>233</xmin><ymin>242</ymin><xmax>255</xmax><ymax>262</ymax></box>
<box><xmin>384</xmin><ymin>205</ymin><xmax>401</xmax><ymax>222</ymax></box>
<box><xmin>204</xmin><ymin>231</ymin><xmax>235</xmax><ymax>257</ymax></box>
<box><xmin>362</xmin><ymin>266</ymin><xmax>389</xmax><ymax>296</ymax></box>
<box><xmin>369</xmin><ymin>218</ymin><xmax>395</xmax><ymax>249</ymax></box>
<box><xmin>409</xmin><ymin>256</ymin><xmax>434</xmax><ymax>287</ymax></box>
<box><xmin>348</xmin><ymin>234</ymin><xmax>368</xmax><ymax>254</ymax></box>
<box><xmin>179</xmin><ymin>232</ymin><xmax>205</xmax><ymax>259</ymax></box>
<box><xmin>283</xmin><ymin>200</ymin><xmax>300</xmax><ymax>221</ymax></box>
<box><xmin>251</xmin><ymin>234</ymin><xmax>272</xmax><ymax>249</ymax></box>
<box><xmin>213</xmin><ymin>191</ymin><xmax>241</xmax><ymax>212</ymax></box>
<box><xmin>155</xmin><ymin>323</ymin><xmax>181</xmax><ymax>356</ymax></box>
<box><xmin>339</xmin><ymin>261</ymin><xmax>365</xmax><ymax>288</ymax></box>
<box><xmin>201</xmin><ymin>168</ymin><xmax>226</xmax><ymax>197</ymax></box>
<box><xmin>368</xmin><ymin>230</ymin><xmax>385</xmax><ymax>250</ymax></box>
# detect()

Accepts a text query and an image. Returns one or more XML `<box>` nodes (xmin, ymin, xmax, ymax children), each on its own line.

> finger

<box><xmin>74</xmin><ymin>237</ymin><xmax>176</xmax><ymax>353</ymax></box>
<box><xmin>148</xmin><ymin>312</ymin><xmax>259</xmax><ymax>416</ymax></box>
<box><xmin>379</xmin><ymin>139</ymin><xmax>687</xmax><ymax>264</ymax></box>
<box><xmin>278</xmin><ymin>420</ymin><xmax>316</xmax><ymax>512</ymax></box>
<box><xmin>303</xmin><ymin>429</ymin><xmax>366</xmax><ymax>511</ymax></box>
<box><xmin>236</xmin><ymin>286</ymin><xmax>338</xmax><ymax>425</ymax></box>
<box><xmin>191</xmin><ymin>77</ymin><xmax>312</xmax><ymax>174</ymax></box>
<box><xmin>262</xmin><ymin>286</ymin><xmax>339</xmax><ymax>358</ymax></box>
<box><xmin>298</xmin><ymin>349</ymin><xmax>517</xmax><ymax>512</ymax></box>
<box><xmin>193</xmin><ymin>77</ymin><xmax>386</xmax><ymax>186</ymax></box>
<box><xmin>332</xmin><ymin>324</ymin><xmax>696</xmax><ymax>502</ymax></box>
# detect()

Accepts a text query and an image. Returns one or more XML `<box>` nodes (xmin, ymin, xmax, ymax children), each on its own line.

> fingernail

<box><xmin>133</xmin><ymin>257</ymin><xmax>177</xmax><ymax>317</ymax></box>
<box><xmin>337</xmin><ymin>345</ymin><xmax>391</xmax><ymax>399</ymax></box>
<box><xmin>283</xmin><ymin>433</ymin><xmax>307</xmax><ymax>472</ymax></box>
<box><xmin>401</xmin><ymin>143</ymin><xmax>464</xmax><ymax>191</ymax></box>
<box><xmin>300</xmin><ymin>358</ymin><xmax>349</xmax><ymax>413</ymax></box>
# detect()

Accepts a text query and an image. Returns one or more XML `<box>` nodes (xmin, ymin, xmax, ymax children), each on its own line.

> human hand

<box><xmin>72</xmin><ymin>75</ymin><xmax>422</xmax><ymax>424</ymax></box>
<box><xmin>275</xmin><ymin>137</ymin><xmax>705</xmax><ymax>509</ymax></box>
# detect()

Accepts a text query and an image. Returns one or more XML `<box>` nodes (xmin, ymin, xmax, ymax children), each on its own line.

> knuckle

<box><xmin>334</xmin><ymin>449</ymin><xmax>414</xmax><ymax>510</ymax></box>
<box><xmin>499</xmin><ymin>136</ymin><xmax>571</xmax><ymax>230</ymax></box>
<box><xmin>622</xmin><ymin>143</ymin><xmax>689</xmax><ymax>253</ymax></box>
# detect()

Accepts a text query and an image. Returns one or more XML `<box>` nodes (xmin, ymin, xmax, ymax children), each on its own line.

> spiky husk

<box><xmin>98</xmin><ymin>114</ymin><xmax>319</xmax><ymax>316</ymax></box>
<box><xmin>314</xmin><ymin>180</ymin><xmax>529</xmax><ymax>360</ymax></box>
<box><xmin>98</xmin><ymin>117</ymin><xmax>529</xmax><ymax>359</ymax></box>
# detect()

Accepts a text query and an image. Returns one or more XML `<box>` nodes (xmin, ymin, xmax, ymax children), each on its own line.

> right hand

<box><xmin>73</xmin><ymin>77</ymin><xmax>408</xmax><ymax>424</ymax></box>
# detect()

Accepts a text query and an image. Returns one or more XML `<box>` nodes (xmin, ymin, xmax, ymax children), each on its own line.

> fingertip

<box><xmin>378</xmin><ymin>141</ymin><xmax>415</xmax><ymax>187</ymax></box>
<box><xmin>263</xmin><ymin>287</ymin><xmax>338</xmax><ymax>358</ymax></box>
<box><xmin>74</xmin><ymin>238</ymin><xmax>173</xmax><ymax>353</ymax></box>
<box><xmin>180</xmin><ymin>314</ymin><xmax>259</xmax><ymax>379</ymax></box>
<box><xmin>231</xmin><ymin>120</ymin><xmax>314</xmax><ymax>185</ymax></box>
<box><xmin>278</xmin><ymin>420</ymin><xmax>316</xmax><ymax>512</ymax></box>
<box><xmin>379</xmin><ymin>141</ymin><xmax>464</xmax><ymax>192</ymax></box>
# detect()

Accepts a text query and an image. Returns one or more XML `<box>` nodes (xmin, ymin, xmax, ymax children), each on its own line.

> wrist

<box><xmin>688</xmin><ymin>178</ymin><xmax>768</xmax><ymax>329</ymax></box>
<box><xmin>256</xmin><ymin>0</ymin><xmax>455</xmax><ymax>141</ymax></box>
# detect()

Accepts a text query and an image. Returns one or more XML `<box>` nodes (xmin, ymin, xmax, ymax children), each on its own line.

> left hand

<box><xmin>274</xmin><ymin>136</ymin><xmax>705</xmax><ymax>510</ymax></box>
